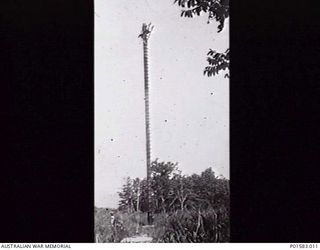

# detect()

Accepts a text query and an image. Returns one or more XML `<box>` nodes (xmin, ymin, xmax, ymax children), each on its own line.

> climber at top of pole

<box><xmin>138</xmin><ymin>23</ymin><xmax>154</xmax><ymax>42</ymax></box>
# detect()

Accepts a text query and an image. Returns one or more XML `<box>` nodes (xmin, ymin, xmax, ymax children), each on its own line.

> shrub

<box><xmin>154</xmin><ymin>208</ymin><xmax>229</xmax><ymax>243</ymax></box>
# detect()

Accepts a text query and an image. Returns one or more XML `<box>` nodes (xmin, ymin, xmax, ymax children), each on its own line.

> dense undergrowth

<box><xmin>95</xmin><ymin>161</ymin><xmax>229</xmax><ymax>243</ymax></box>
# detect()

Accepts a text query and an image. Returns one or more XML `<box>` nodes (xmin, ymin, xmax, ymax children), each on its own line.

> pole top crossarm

<box><xmin>138</xmin><ymin>23</ymin><xmax>154</xmax><ymax>43</ymax></box>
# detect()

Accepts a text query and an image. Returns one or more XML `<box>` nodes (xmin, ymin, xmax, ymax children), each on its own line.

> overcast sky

<box><xmin>95</xmin><ymin>0</ymin><xmax>229</xmax><ymax>208</ymax></box>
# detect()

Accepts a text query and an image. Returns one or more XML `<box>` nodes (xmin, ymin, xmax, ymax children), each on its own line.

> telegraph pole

<box><xmin>139</xmin><ymin>23</ymin><xmax>154</xmax><ymax>225</ymax></box>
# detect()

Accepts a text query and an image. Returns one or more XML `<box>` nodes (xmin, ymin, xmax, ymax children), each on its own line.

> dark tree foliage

<box><xmin>174</xmin><ymin>0</ymin><xmax>230</xmax><ymax>78</ymax></box>
<box><xmin>118</xmin><ymin>177</ymin><xmax>134</xmax><ymax>213</ymax></box>
<box><xmin>174</xmin><ymin>0</ymin><xmax>229</xmax><ymax>31</ymax></box>
<box><xmin>118</xmin><ymin>161</ymin><xmax>230</xmax><ymax>242</ymax></box>
<box><xmin>204</xmin><ymin>48</ymin><xmax>229</xmax><ymax>78</ymax></box>
<box><xmin>150</xmin><ymin>160</ymin><xmax>178</xmax><ymax>213</ymax></box>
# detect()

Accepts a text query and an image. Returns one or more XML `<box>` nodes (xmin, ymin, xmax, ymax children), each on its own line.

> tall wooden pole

<box><xmin>143</xmin><ymin>29</ymin><xmax>152</xmax><ymax>225</ymax></box>
<box><xmin>139</xmin><ymin>23</ymin><xmax>153</xmax><ymax>224</ymax></box>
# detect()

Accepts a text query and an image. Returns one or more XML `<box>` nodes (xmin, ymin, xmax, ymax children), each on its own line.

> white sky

<box><xmin>95</xmin><ymin>0</ymin><xmax>229</xmax><ymax>208</ymax></box>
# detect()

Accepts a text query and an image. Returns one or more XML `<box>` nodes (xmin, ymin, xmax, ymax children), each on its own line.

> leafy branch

<box><xmin>174</xmin><ymin>0</ymin><xmax>229</xmax><ymax>78</ymax></box>
<box><xmin>204</xmin><ymin>48</ymin><xmax>229</xmax><ymax>78</ymax></box>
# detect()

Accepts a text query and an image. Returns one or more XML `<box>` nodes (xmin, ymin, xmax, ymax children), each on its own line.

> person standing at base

<box><xmin>110</xmin><ymin>211</ymin><xmax>116</xmax><ymax>242</ymax></box>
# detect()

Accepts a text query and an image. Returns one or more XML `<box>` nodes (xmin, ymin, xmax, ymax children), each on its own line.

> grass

<box><xmin>95</xmin><ymin>207</ymin><xmax>149</xmax><ymax>242</ymax></box>
<box><xmin>95</xmin><ymin>207</ymin><xmax>229</xmax><ymax>243</ymax></box>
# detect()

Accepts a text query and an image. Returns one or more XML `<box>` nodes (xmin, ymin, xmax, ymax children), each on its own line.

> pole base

<box><xmin>147</xmin><ymin>211</ymin><xmax>153</xmax><ymax>225</ymax></box>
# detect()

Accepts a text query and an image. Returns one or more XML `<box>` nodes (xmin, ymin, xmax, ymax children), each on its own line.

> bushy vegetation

<box><xmin>95</xmin><ymin>208</ymin><xmax>150</xmax><ymax>242</ymax></box>
<box><xmin>95</xmin><ymin>160</ymin><xmax>229</xmax><ymax>242</ymax></box>
<box><xmin>153</xmin><ymin>209</ymin><xmax>229</xmax><ymax>242</ymax></box>
<box><xmin>95</xmin><ymin>207</ymin><xmax>121</xmax><ymax>242</ymax></box>
<box><xmin>116</xmin><ymin>160</ymin><xmax>230</xmax><ymax>242</ymax></box>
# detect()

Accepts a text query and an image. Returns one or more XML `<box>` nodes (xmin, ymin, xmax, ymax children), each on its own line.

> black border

<box><xmin>1</xmin><ymin>0</ymin><xmax>320</xmax><ymax>243</ymax></box>
<box><xmin>2</xmin><ymin>0</ymin><xmax>94</xmax><ymax>242</ymax></box>
<box><xmin>230</xmin><ymin>0</ymin><xmax>320</xmax><ymax>242</ymax></box>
